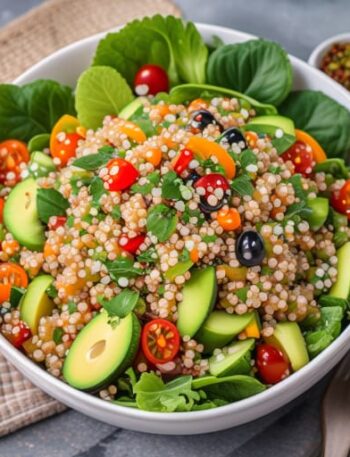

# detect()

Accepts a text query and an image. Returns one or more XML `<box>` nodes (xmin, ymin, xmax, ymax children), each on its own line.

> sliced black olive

<box><xmin>220</xmin><ymin>127</ymin><xmax>247</xmax><ymax>150</ymax></box>
<box><xmin>189</xmin><ymin>110</ymin><xmax>223</xmax><ymax>133</ymax></box>
<box><xmin>236</xmin><ymin>230</ymin><xmax>265</xmax><ymax>267</ymax></box>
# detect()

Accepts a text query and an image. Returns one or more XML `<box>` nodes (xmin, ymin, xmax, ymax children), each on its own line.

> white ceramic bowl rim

<box><xmin>308</xmin><ymin>32</ymin><xmax>350</xmax><ymax>67</ymax></box>
<box><xmin>1</xmin><ymin>22</ymin><xmax>350</xmax><ymax>431</ymax></box>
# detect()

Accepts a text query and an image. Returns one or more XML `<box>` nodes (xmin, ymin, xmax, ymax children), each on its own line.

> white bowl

<box><xmin>308</xmin><ymin>32</ymin><xmax>350</xmax><ymax>69</ymax></box>
<box><xmin>1</xmin><ymin>23</ymin><xmax>350</xmax><ymax>435</ymax></box>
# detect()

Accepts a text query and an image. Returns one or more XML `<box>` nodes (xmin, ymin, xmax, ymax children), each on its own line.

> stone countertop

<box><xmin>0</xmin><ymin>0</ymin><xmax>349</xmax><ymax>455</ymax></box>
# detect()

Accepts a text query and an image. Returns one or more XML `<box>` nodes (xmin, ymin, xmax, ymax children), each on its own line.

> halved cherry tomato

<box><xmin>0</xmin><ymin>140</ymin><xmax>30</xmax><ymax>186</ymax></box>
<box><xmin>281</xmin><ymin>140</ymin><xmax>314</xmax><ymax>176</ymax></box>
<box><xmin>48</xmin><ymin>216</ymin><xmax>67</xmax><ymax>230</ymax></box>
<box><xmin>245</xmin><ymin>131</ymin><xmax>259</xmax><ymax>149</ymax></box>
<box><xmin>256</xmin><ymin>344</ymin><xmax>290</xmax><ymax>384</ymax></box>
<box><xmin>142</xmin><ymin>318</ymin><xmax>180</xmax><ymax>365</ymax></box>
<box><xmin>172</xmin><ymin>148</ymin><xmax>194</xmax><ymax>175</ymax></box>
<box><xmin>103</xmin><ymin>158</ymin><xmax>139</xmax><ymax>191</ymax></box>
<box><xmin>134</xmin><ymin>64</ymin><xmax>169</xmax><ymax>96</ymax></box>
<box><xmin>50</xmin><ymin>115</ymin><xmax>83</xmax><ymax>167</ymax></box>
<box><xmin>217</xmin><ymin>208</ymin><xmax>241</xmax><ymax>231</ymax></box>
<box><xmin>295</xmin><ymin>129</ymin><xmax>327</xmax><ymax>163</ymax></box>
<box><xmin>0</xmin><ymin>263</ymin><xmax>28</xmax><ymax>304</ymax></box>
<box><xmin>118</xmin><ymin>120</ymin><xmax>147</xmax><ymax>144</ymax></box>
<box><xmin>7</xmin><ymin>321</ymin><xmax>32</xmax><ymax>348</ymax></box>
<box><xmin>188</xmin><ymin>98</ymin><xmax>209</xmax><ymax>112</ymax></box>
<box><xmin>331</xmin><ymin>179</ymin><xmax>350</xmax><ymax>220</ymax></box>
<box><xmin>119</xmin><ymin>234</ymin><xmax>146</xmax><ymax>254</ymax></box>
<box><xmin>144</xmin><ymin>148</ymin><xmax>162</xmax><ymax>167</ymax></box>
<box><xmin>0</xmin><ymin>198</ymin><xmax>4</xmax><ymax>224</ymax></box>
<box><xmin>193</xmin><ymin>173</ymin><xmax>230</xmax><ymax>199</ymax></box>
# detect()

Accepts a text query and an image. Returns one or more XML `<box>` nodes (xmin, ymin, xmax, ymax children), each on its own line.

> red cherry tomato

<box><xmin>0</xmin><ymin>140</ymin><xmax>30</xmax><ymax>186</ymax></box>
<box><xmin>142</xmin><ymin>318</ymin><xmax>180</xmax><ymax>365</ymax></box>
<box><xmin>51</xmin><ymin>132</ymin><xmax>83</xmax><ymax>167</ymax></box>
<box><xmin>119</xmin><ymin>234</ymin><xmax>146</xmax><ymax>254</ymax></box>
<box><xmin>281</xmin><ymin>140</ymin><xmax>314</xmax><ymax>176</ymax></box>
<box><xmin>134</xmin><ymin>64</ymin><xmax>169</xmax><ymax>96</ymax></box>
<box><xmin>172</xmin><ymin>148</ymin><xmax>194</xmax><ymax>175</ymax></box>
<box><xmin>0</xmin><ymin>198</ymin><xmax>4</xmax><ymax>224</ymax></box>
<box><xmin>193</xmin><ymin>173</ymin><xmax>230</xmax><ymax>199</ymax></box>
<box><xmin>8</xmin><ymin>321</ymin><xmax>32</xmax><ymax>348</ymax></box>
<box><xmin>331</xmin><ymin>179</ymin><xmax>350</xmax><ymax>220</ymax></box>
<box><xmin>256</xmin><ymin>344</ymin><xmax>290</xmax><ymax>385</ymax></box>
<box><xmin>103</xmin><ymin>158</ymin><xmax>139</xmax><ymax>191</ymax></box>
<box><xmin>48</xmin><ymin>216</ymin><xmax>67</xmax><ymax>230</ymax></box>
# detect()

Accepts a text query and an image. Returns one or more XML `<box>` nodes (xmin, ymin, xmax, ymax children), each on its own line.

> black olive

<box><xmin>184</xmin><ymin>171</ymin><xmax>201</xmax><ymax>185</ymax></box>
<box><xmin>199</xmin><ymin>196</ymin><xmax>226</xmax><ymax>214</ymax></box>
<box><xmin>236</xmin><ymin>231</ymin><xmax>265</xmax><ymax>267</ymax></box>
<box><xmin>220</xmin><ymin>127</ymin><xmax>247</xmax><ymax>149</ymax></box>
<box><xmin>189</xmin><ymin>110</ymin><xmax>223</xmax><ymax>133</ymax></box>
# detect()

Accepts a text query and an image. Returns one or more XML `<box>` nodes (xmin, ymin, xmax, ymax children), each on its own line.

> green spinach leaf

<box><xmin>146</xmin><ymin>204</ymin><xmax>178</xmax><ymax>242</ymax></box>
<box><xmin>72</xmin><ymin>149</ymin><xmax>113</xmax><ymax>170</ymax></box>
<box><xmin>37</xmin><ymin>188</ymin><xmax>69</xmax><ymax>224</ymax></box>
<box><xmin>105</xmin><ymin>257</ymin><xmax>143</xmax><ymax>281</ymax></box>
<box><xmin>230</xmin><ymin>174</ymin><xmax>254</xmax><ymax>196</ymax></box>
<box><xmin>99</xmin><ymin>289</ymin><xmax>140</xmax><ymax>318</ymax></box>
<box><xmin>89</xmin><ymin>177</ymin><xmax>106</xmax><ymax>206</ymax></box>
<box><xmin>161</xmin><ymin>171</ymin><xmax>182</xmax><ymax>199</ymax></box>
<box><xmin>314</xmin><ymin>158</ymin><xmax>350</xmax><ymax>179</ymax></box>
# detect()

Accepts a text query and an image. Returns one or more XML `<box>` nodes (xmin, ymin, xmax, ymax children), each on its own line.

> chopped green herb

<box><xmin>111</xmin><ymin>205</ymin><xmax>121</xmax><ymax>220</ymax></box>
<box><xmin>182</xmin><ymin>205</ymin><xmax>205</xmax><ymax>226</ymax></box>
<box><xmin>161</xmin><ymin>171</ymin><xmax>182</xmax><ymax>200</ymax></box>
<box><xmin>131</xmin><ymin>171</ymin><xmax>160</xmax><ymax>195</ymax></box>
<box><xmin>53</xmin><ymin>327</ymin><xmax>64</xmax><ymax>344</ymax></box>
<box><xmin>9</xmin><ymin>287</ymin><xmax>26</xmax><ymax>308</ymax></box>
<box><xmin>158</xmin><ymin>284</ymin><xmax>165</xmax><ymax>296</ymax></box>
<box><xmin>202</xmin><ymin>235</ymin><xmax>218</xmax><ymax>243</ymax></box>
<box><xmin>72</xmin><ymin>148</ymin><xmax>113</xmax><ymax>170</ymax></box>
<box><xmin>146</xmin><ymin>204</ymin><xmax>178</xmax><ymax>242</ymax></box>
<box><xmin>90</xmin><ymin>177</ymin><xmax>106</xmax><ymax>207</ymax></box>
<box><xmin>201</xmin><ymin>159</ymin><xmax>225</xmax><ymax>175</ymax></box>
<box><xmin>268</xmin><ymin>165</ymin><xmax>281</xmax><ymax>174</ymax></box>
<box><xmin>66</xmin><ymin>215</ymin><xmax>75</xmax><ymax>228</ymax></box>
<box><xmin>98</xmin><ymin>288</ymin><xmax>140</xmax><ymax>319</ymax></box>
<box><xmin>98</xmin><ymin>145</ymin><xmax>115</xmax><ymax>154</ymax></box>
<box><xmin>67</xmin><ymin>302</ymin><xmax>77</xmax><ymax>314</ymax></box>
<box><xmin>288</xmin><ymin>174</ymin><xmax>307</xmax><ymax>201</ymax></box>
<box><xmin>231</xmin><ymin>174</ymin><xmax>254</xmax><ymax>197</ymax></box>
<box><xmin>236</xmin><ymin>286</ymin><xmax>249</xmax><ymax>302</ymax></box>
<box><xmin>105</xmin><ymin>257</ymin><xmax>143</xmax><ymax>281</ymax></box>
<box><xmin>137</xmin><ymin>247</ymin><xmax>158</xmax><ymax>264</ymax></box>
<box><xmin>46</xmin><ymin>284</ymin><xmax>58</xmax><ymax>299</ymax></box>
<box><xmin>179</xmin><ymin>248</ymin><xmax>190</xmax><ymax>262</ymax></box>
<box><xmin>240</xmin><ymin>149</ymin><xmax>257</xmax><ymax>169</ymax></box>
<box><xmin>37</xmin><ymin>188</ymin><xmax>69</xmax><ymax>224</ymax></box>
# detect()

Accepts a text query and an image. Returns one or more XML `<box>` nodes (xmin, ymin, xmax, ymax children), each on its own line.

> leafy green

<box><xmin>288</xmin><ymin>174</ymin><xmax>308</xmax><ymax>201</ymax></box>
<box><xmin>111</xmin><ymin>206</ymin><xmax>121</xmax><ymax>220</ymax></box>
<box><xmin>72</xmin><ymin>149</ymin><xmax>113</xmax><ymax>170</ymax></box>
<box><xmin>131</xmin><ymin>171</ymin><xmax>160</xmax><ymax>195</ymax></box>
<box><xmin>28</xmin><ymin>133</ymin><xmax>50</xmax><ymax>153</ymax></box>
<box><xmin>46</xmin><ymin>283</ymin><xmax>58</xmax><ymax>299</ymax></box>
<box><xmin>0</xmin><ymin>80</ymin><xmax>75</xmax><ymax>142</ymax></box>
<box><xmin>137</xmin><ymin>247</ymin><xmax>158</xmax><ymax>264</ymax></box>
<box><xmin>37</xmin><ymin>188</ymin><xmax>69</xmax><ymax>224</ymax></box>
<box><xmin>161</xmin><ymin>171</ymin><xmax>182</xmax><ymax>199</ymax></box>
<box><xmin>98</xmin><ymin>289</ymin><xmax>140</xmax><ymax>319</ymax></box>
<box><xmin>169</xmin><ymin>83</ymin><xmax>277</xmax><ymax>115</ymax></box>
<box><xmin>75</xmin><ymin>66</ymin><xmax>134</xmax><ymax>130</ymax></box>
<box><xmin>279</xmin><ymin>90</ymin><xmax>350</xmax><ymax>161</ymax></box>
<box><xmin>105</xmin><ymin>257</ymin><xmax>143</xmax><ymax>281</ymax></box>
<box><xmin>134</xmin><ymin>373</ymin><xmax>200</xmax><ymax>412</ymax></box>
<box><xmin>230</xmin><ymin>174</ymin><xmax>254</xmax><ymax>196</ymax></box>
<box><xmin>9</xmin><ymin>287</ymin><xmax>26</xmax><ymax>308</ymax></box>
<box><xmin>53</xmin><ymin>328</ymin><xmax>64</xmax><ymax>344</ymax></box>
<box><xmin>319</xmin><ymin>295</ymin><xmax>349</xmax><ymax>310</ymax></box>
<box><xmin>89</xmin><ymin>177</ymin><xmax>106</xmax><ymax>206</ymax></box>
<box><xmin>314</xmin><ymin>158</ymin><xmax>350</xmax><ymax>179</ymax></box>
<box><xmin>93</xmin><ymin>15</ymin><xmax>208</xmax><ymax>86</ymax></box>
<box><xmin>67</xmin><ymin>302</ymin><xmax>77</xmax><ymax>314</ymax></box>
<box><xmin>192</xmin><ymin>375</ymin><xmax>266</xmax><ymax>402</ymax></box>
<box><xmin>240</xmin><ymin>149</ymin><xmax>257</xmax><ymax>169</ymax></box>
<box><xmin>207</xmin><ymin>40</ymin><xmax>292</xmax><ymax>106</ymax></box>
<box><xmin>305</xmin><ymin>330</ymin><xmax>334</xmax><ymax>358</ymax></box>
<box><xmin>146</xmin><ymin>204</ymin><xmax>178</xmax><ymax>242</ymax></box>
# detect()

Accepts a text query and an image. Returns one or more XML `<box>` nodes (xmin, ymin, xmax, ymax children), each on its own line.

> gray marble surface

<box><xmin>0</xmin><ymin>0</ymin><xmax>349</xmax><ymax>456</ymax></box>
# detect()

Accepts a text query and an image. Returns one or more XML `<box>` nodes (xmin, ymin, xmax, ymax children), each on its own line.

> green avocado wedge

<box><xmin>196</xmin><ymin>311</ymin><xmax>254</xmax><ymax>353</ymax></box>
<box><xmin>63</xmin><ymin>311</ymin><xmax>140</xmax><ymax>391</ymax></box>
<box><xmin>177</xmin><ymin>267</ymin><xmax>217</xmax><ymax>338</ymax></box>
<box><xmin>247</xmin><ymin>115</ymin><xmax>295</xmax><ymax>135</ymax></box>
<box><xmin>209</xmin><ymin>339</ymin><xmax>255</xmax><ymax>377</ymax></box>
<box><xmin>3</xmin><ymin>178</ymin><xmax>45</xmax><ymax>251</ymax></box>
<box><xmin>330</xmin><ymin>242</ymin><xmax>350</xmax><ymax>299</ymax></box>
<box><xmin>20</xmin><ymin>275</ymin><xmax>54</xmax><ymax>334</ymax></box>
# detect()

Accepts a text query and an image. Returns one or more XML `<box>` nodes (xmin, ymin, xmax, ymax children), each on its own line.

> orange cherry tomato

<box><xmin>50</xmin><ymin>115</ymin><xmax>83</xmax><ymax>167</ymax></box>
<box><xmin>142</xmin><ymin>319</ymin><xmax>180</xmax><ymax>365</ymax></box>
<box><xmin>0</xmin><ymin>198</ymin><xmax>4</xmax><ymax>224</ymax></box>
<box><xmin>118</xmin><ymin>120</ymin><xmax>147</xmax><ymax>144</ymax></box>
<box><xmin>144</xmin><ymin>148</ymin><xmax>162</xmax><ymax>167</ymax></box>
<box><xmin>217</xmin><ymin>207</ymin><xmax>241</xmax><ymax>231</ymax></box>
<box><xmin>188</xmin><ymin>98</ymin><xmax>209</xmax><ymax>112</ymax></box>
<box><xmin>0</xmin><ymin>140</ymin><xmax>30</xmax><ymax>186</ymax></box>
<box><xmin>331</xmin><ymin>179</ymin><xmax>350</xmax><ymax>220</ymax></box>
<box><xmin>295</xmin><ymin>129</ymin><xmax>327</xmax><ymax>163</ymax></box>
<box><xmin>103</xmin><ymin>158</ymin><xmax>139</xmax><ymax>191</ymax></box>
<box><xmin>0</xmin><ymin>263</ymin><xmax>28</xmax><ymax>304</ymax></box>
<box><xmin>245</xmin><ymin>131</ymin><xmax>259</xmax><ymax>149</ymax></box>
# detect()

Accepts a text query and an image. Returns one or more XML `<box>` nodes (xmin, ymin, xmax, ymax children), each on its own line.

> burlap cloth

<box><xmin>0</xmin><ymin>0</ymin><xmax>180</xmax><ymax>437</ymax></box>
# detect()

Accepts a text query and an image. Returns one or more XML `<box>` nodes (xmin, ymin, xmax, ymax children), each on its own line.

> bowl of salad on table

<box><xmin>0</xmin><ymin>15</ymin><xmax>350</xmax><ymax>434</ymax></box>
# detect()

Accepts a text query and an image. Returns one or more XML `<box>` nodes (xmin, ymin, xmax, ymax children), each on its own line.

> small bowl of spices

<box><xmin>309</xmin><ymin>33</ymin><xmax>350</xmax><ymax>90</ymax></box>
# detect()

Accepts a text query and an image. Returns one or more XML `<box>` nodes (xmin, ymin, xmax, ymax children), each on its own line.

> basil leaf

<box><xmin>105</xmin><ymin>257</ymin><xmax>143</xmax><ymax>281</ymax></box>
<box><xmin>90</xmin><ymin>177</ymin><xmax>106</xmax><ymax>207</ymax></box>
<box><xmin>99</xmin><ymin>289</ymin><xmax>140</xmax><ymax>319</ymax></box>
<box><xmin>319</xmin><ymin>295</ymin><xmax>349</xmax><ymax>310</ymax></box>
<box><xmin>9</xmin><ymin>287</ymin><xmax>26</xmax><ymax>308</ymax></box>
<box><xmin>67</xmin><ymin>302</ymin><xmax>77</xmax><ymax>314</ymax></box>
<box><xmin>131</xmin><ymin>171</ymin><xmax>160</xmax><ymax>195</ymax></box>
<box><xmin>75</xmin><ymin>66</ymin><xmax>134</xmax><ymax>130</ymax></box>
<box><xmin>137</xmin><ymin>247</ymin><xmax>158</xmax><ymax>264</ymax></box>
<box><xmin>288</xmin><ymin>174</ymin><xmax>308</xmax><ymax>201</ymax></box>
<box><xmin>279</xmin><ymin>90</ymin><xmax>350</xmax><ymax>161</ymax></box>
<box><xmin>0</xmin><ymin>80</ymin><xmax>75</xmax><ymax>142</ymax></box>
<box><xmin>37</xmin><ymin>188</ymin><xmax>69</xmax><ymax>224</ymax></box>
<box><xmin>46</xmin><ymin>283</ymin><xmax>58</xmax><ymax>299</ymax></box>
<box><xmin>111</xmin><ymin>205</ymin><xmax>121</xmax><ymax>220</ymax></box>
<box><xmin>146</xmin><ymin>204</ymin><xmax>178</xmax><ymax>242</ymax></box>
<box><xmin>53</xmin><ymin>328</ymin><xmax>64</xmax><ymax>344</ymax></box>
<box><xmin>161</xmin><ymin>171</ymin><xmax>182</xmax><ymax>200</ymax></box>
<box><xmin>207</xmin><ymin>40</ymin><xmax>292</xmax><ymax>106</ymax></box>
<box><xmin>285</xmin><ymin>201</ymin><xmax>312</xmax><ymax>219</ymax></box>
<box><xmin>231</xmin><ymin>174</ymin><xmax>254</xmax><ymax>196</ymax></box>
<box><xmin>240</xmin><ymin>149</ymin><xmax>257</xmax><ymax>170</ymax></box>
<box><xmin>314</xmin><ymin>158</ymin><xmax>350</xmax><ymax>179</ymax></box>
<box><xmin>72</xmin><ymin>151</ymin><xmax>112</xmax><ymax>170</ymax></box>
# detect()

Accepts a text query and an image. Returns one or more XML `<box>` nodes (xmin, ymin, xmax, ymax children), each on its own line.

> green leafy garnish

<box><xmin>318</xmin><ymin>295</ymin><xmax>349</xmax><ymax>310</ymax></box>
<box><xmin>202</xmin><ymin>235</ymin><xmax>218</xmax><ymax>243</ymax></box>
<box><xmin>72</xmin><ymin>148</ymin><xmax>113</xmax><ymax>170</ymax></box>
<box><xmin>288</xmin><ymin>174</ymin><xmax>308</xmax><ymax>201</ymax></box>
<box><xmin>98</xmin><ymin>289</ymin><xmax>140</xmax><ymax>319</ymax></box>
<box><xmin>53</xmin><ymin>328</ymin><xmax>64</xmax><ymax>344</ymax></box>
<box><xmin>201</xmin><ymin>158</ymin><xmax>225</xmax><ymax>175</ymax></box>
<box><xmin>105</xmin><ymin>257</ymin><xmax>143</xmax><ymax>281</ymax></box>
<box><xmin>231</xmin><ymin>174</ymin><xmax>254</xmax><ymax>196</ymax></box>
<box><xmin>89</xmin><ymin>177</ymin><xmax>106</xmax><ymax>207</ymax></box>
<box><xmin>137</xmin><ymin>247</ymin><xmax>158</xmax><ymax>264</ymax></box>
<box><xmin>314</xmin><ymin>158</ymin><xmax>350</xmax><ymax>179</ymax></box>
<box><xmin>67</xmin><ymin>302</ymin><xmax>77</xmax><ymax>314</ymax></box>
<box><xmin>93</xmin><ymin>15</ymin><xmax>208</xmax><ymax>86</ymax></box>
<box><xmin>37</xmin><ymin>188</ymin><xmax>69</xmax><ymax>224</ymax></box>
<box><xmin>9</xmin><ymin>287</ymin><xmax>26</xmax><ymax>308</ymax></box>
<box><xmin>75</xmin><ymin>66</ymin><xmax>134</xmax><ymax>130</ymax></box>
<box><xmin>131</xmin><ymin>171</ymin><xmax>160</xmax><ymax>195</ymax></box>
<box><xmin>133</xmin><ymin>373</ymin><xmax>200</xmax><ymax>412</ymax></box>
<box><xmin>181</xmin><ymin>205</ymin><xmax>206</xmax><ymax>226</ymax></box>
<box><xmin>46</xmin><ymin>283</ymin><xmax>58</xmax><ymax>299</ymax></box>
<box><xmin>0</xmin><ymin>80</ymin><xmax>75</xmax><ymax>142</ymax></box>
<box><xmin>161</xmin><ymin>171</ymin><xmax>182</xmax><ymax>199</ymax></box>
<box><xmin>240</xmin><ymin>149</ymin><xmax>257</xmax><ymax>169</ymax></box>
<box><xmin>146</xmin><ymin>204</ymin><xmax>178</xmax><ymax>242</ymax></box>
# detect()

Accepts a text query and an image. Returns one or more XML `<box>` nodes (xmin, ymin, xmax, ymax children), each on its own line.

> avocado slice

<box><xmin>266</xmin><ymin>322</ymin><xmax>309</xmax><ymax>371</ymax></box>
<box><xmin>177</xmin><ymin>267</ymin><xmax>217</xmax><ymax>337</ymax></box>
<box><xmin>329</xmin><ymin>242</ymin><xmax>350</xmax><ymax>300</ymax></box>
<box><xmin>248</xmin><ymin>115</ymin><xmax>295</xmax><ymax>136</ymax></box>
<box><xmin>29</xmin><ymin>151</ymin><xmax>56</xmax><ymax>178</ymax></box>
<box><xmin>305</xmin><ymin>197</ymin><xmax>329</xmax><ymax>231</ymax></box>
<box><xmin>3</xmin><ymin>178</ymin><xmax>45</xmax><ymax>251</ymax></box>
<box><xmin>119</xmin><ymin>97</ymin><xmax>147</xmax><ymax>120</ymax></box>
<box><xmin>63</xmin><ymin>311</ymin><xmax>140</xmax><ymax>391</ymax></box>
<box><xmin>209</xmin><ymin>339</ymin><xmax>255</xmax><ymax>377</ymax></box>
<box><xmin>20</xmin><ymin>275</ymin><xmax>54</xmax><ymax>334</ymax></box>
<box><xmin>196</xmin><ymin>311</ymin><xmax>254</xmax><ymax>353</ymax></box>
<box><xmin>28</xmin><ymin>133</ymin><xmax>50</xmax><ymax>153</ymax></box>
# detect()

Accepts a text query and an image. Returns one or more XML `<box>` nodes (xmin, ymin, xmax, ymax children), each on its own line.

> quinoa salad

<box><xmin>0</xmin><ymin>15</ymin><xmax>350</xmax><ymax>412</ymax></box>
